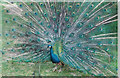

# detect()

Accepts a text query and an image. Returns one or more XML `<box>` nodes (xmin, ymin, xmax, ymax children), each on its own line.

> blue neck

<box><xmin>48</xmin><ymin>45</ymin><xmax>53</xmax><ymax>55</ymax></box>
<box><xmin>50</xmin><ymin>46</ymin><xmax>53</xmax><ymax>54</ymax></box>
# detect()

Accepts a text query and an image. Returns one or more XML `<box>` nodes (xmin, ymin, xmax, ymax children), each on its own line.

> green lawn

<box><xmin>2</xmin><ymin>60</ymin><xmax>88</xmax><ymax>76</ymax></box>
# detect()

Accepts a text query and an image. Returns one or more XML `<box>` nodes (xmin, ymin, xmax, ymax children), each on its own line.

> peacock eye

<box><xmin>97</xmin><ymin>16</ymin><xmax>100</xmax><ymax>19</ymax></box>
<box><xmin>35</xmin><ymin>31</ymin><xmax>40</xmax><ymax>35</ymax></box>
<box><xmin>6</xmin><ymin>42</ymin><xmax>10</xmax><ymax>45</ymax></box>
<box><xmin>56</xmin><ymin>10</ymin><xmax>60</xmax><ymax>14</ymax></box>
<box><xmin>76</xmin><ymin>3</ymin><xmax>80</xmax><ymax>7</ymax></box>
<box><xmin>20</xmin><ymin>50</ymin><xmax>24</xmax><ymax>53</ymax></box>
<box><xmin>30</xmin><ymin>22</ymin><xmax>33</xmax><ymax>26</ymax></box>
<box><xmin>90</xmin><ymin>4</ymin><xmax>94</xmax><ymax>7</ymax></box>
<box><xmin>40</xmin><ymin>3</ymin><xmax>43</xmax><ymax>6</ymax></box>
<box><xmin>11</xmin><ymin>49</ymin><xmax>15</xmax><ymax>52</ymax></box>
<box><xmin>30</xmin><ymin>3</ymin><xmax>33</xmax><ymax>6</ymax></box>
<box><xmin>51</xmin><ymin>4</ymin><xmax>54</xmax><ymax>8</ymax></box>
<box><xmin>47</xmin><ymin>24</ymin><xmax>51</xmax><ymax>28</ymax></box>
<box><xmin>11</xmin><ymin>2</ymin><xmax>14</xmax><ymax>4</ymax></box>
<box><xmin>53</xmin><ymin>16</ymin><xmax>56</xmax><ymax>21</ymax></box>
<box><xmin>85</xmin><ymin>13</ymin><xmax>89</xmax><ymax>16</ymax></box>
<box><xmin>89</xmin><ymin>25</ymin><xmax>93</xmax><ymax>28</ymax></box>
<box><xmin>19</xmin><ymin>4</ymin><xmax>23</xmax><ymax>7</ymax></box>
<box><xmin>72</xmin><ymin>12</ymin><xmax>75</xmax><ymax>17</ymax></box>
<box><xmin>6</xmin><ymin>10</ymin><xmax>9</xmax><ymax>13</ymax></box>
<box><xmin>65</xmin><ymin>17</ymin><xmax>69</xmax><ymax>22</ymax></box>
<box><xmin>20</xmin><ymin>24</ymin><xmax>24</xmax><ymax>27</ymax></box>
<box><xmin>12</xmin><ymin>28</ymin><xmax>16</xmax><ymax>32</ymax></box>
<box><xmin>5</xmin><ymin>33</ymin><xmax>9</xmax><ymax>36</ymax></box>
<box><xmin>68</xmin><ymin>6</ymin><xmax>72</xmax><ymax>10</ymax></box>
<box><xmin>13</xmin><ymin>18</ymin><xmax>16</xmax><ymax>21</ymax></box>
<box><xmin>69</xmin><ymin>33</ymin><xmax>74</xmax><ymax>37</ymax></box>
<box><xmin>5</xmin><ymin>20</ymin><xmax>8</xmax><ymax>23</ymax></box>
<box><xmin>34</xmin><ymin>12</ymin><xmax>38</xmax><ymax>15</ymax></box>
<box><xmin>44</xmin><ymin>13</ymin><xmax>47</xmax><ymax>17</ymax></box>
<box><xmin>12</xmin><ymin>35</ymin><xmax>16</xmax><ymax>38</ymax></box>
<box><xmin>67</xmin><ymin>24</ymin><xmax>71</xmax><ymax>28</ymax></box>
<box><xmin>25</xmin><ymin>13</ymin><xmax>28</xmax><ymax>16</ymax></box>
<box><xmin>104</xmin><ymin>8</ymin><xmax>107</xmax><ymax>11</ymax></box>
<box><xmin>77</xmin><ymin>23</ymin><xmax>82</xmax><ymax>28</ymax></box>
<box><xmin>77</xmin><ymin>43</ymin><xmax>81</xmax><ymax>47</ymax></box>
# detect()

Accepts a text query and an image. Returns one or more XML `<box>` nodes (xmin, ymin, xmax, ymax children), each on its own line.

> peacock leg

<box><xmin>58</xmin><ymin>67</ymin><xmax>62</xmax><ymax>72</ymax></box>
<box><xmin>52</xmin><ymin>64</ymin><xmax>58</xmax><ymax>72</ymax></box>
<box><xmin>58</xmin><ymin>62</ymin><xmax>64</xmax><ymax>72</ymax></box>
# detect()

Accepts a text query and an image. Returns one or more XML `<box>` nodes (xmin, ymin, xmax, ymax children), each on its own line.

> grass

<box><xmin>2</xmin><ymin>60</ymin><xmax>89</xmax><ymax>76</ymax></box>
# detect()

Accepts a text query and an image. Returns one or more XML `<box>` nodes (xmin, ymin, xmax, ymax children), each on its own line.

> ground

<box><xmin>2</xmin><ymin>60</ymin><xmax>89</xmax><ymax>76</ymax></box>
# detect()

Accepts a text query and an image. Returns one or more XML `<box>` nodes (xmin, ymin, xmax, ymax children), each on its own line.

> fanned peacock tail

<box><xmin>1</xmin><ymin>0</ymin><xmax>118</xmax><ymax>76</ymax></box>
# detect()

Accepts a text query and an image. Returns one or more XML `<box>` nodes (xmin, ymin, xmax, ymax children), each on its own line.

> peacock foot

<box><xmin>52</xmin><ymin>66</ymin><xmax>57</xmax><ymax>72</ymax></box>
<box><xmin>58</xmin><ymin>68</ymin><xmax>62</xmax><ymax>72</ymax></box>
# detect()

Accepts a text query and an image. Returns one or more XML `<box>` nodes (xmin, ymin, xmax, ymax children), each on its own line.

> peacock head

<box><xmin>47</xmin><ymin>41</ymin><xmax>52</xmax><ymax>49</ymax></box>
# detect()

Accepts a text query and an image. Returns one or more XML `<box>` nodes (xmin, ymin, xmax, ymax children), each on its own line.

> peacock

<box><xmin>0</xmin><ymin>0</ymin><xmax>118</xmax><ymax>76</ymax></box>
